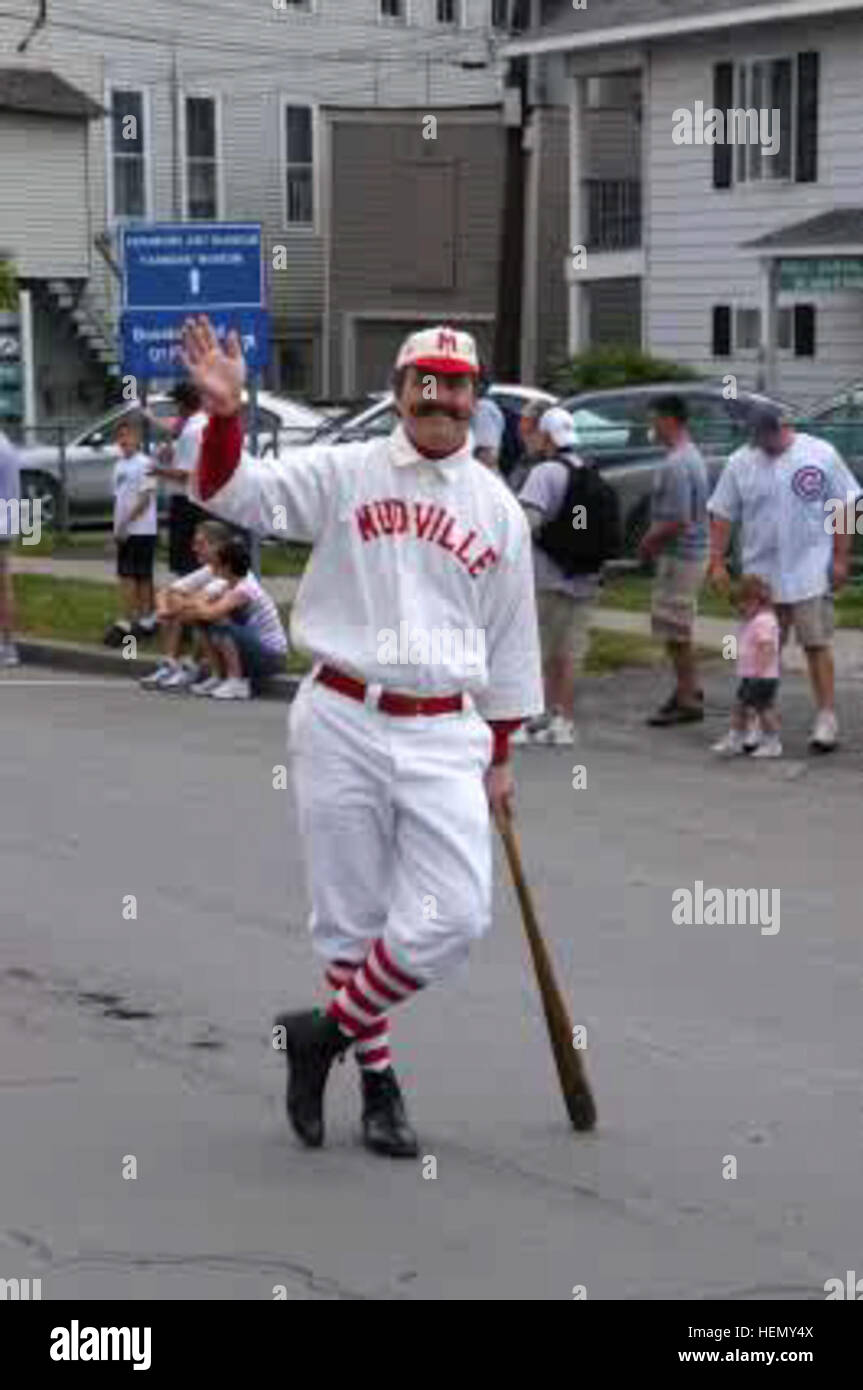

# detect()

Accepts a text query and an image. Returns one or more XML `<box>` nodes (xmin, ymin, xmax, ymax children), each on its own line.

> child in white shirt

<box><xmin>105</xmin><ymin>413</ymin><xmax>158</xmax><ymax>646</ymax></box>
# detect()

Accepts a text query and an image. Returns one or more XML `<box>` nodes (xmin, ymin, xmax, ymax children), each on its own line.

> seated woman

<box><xmin>179</xmin><ymin>536</ymin><xmax>288</xmax><ymax>700</ymax></box>
<box><xmin>141</xmin><ymin>519</ymin><xmax>231</xmax><ymax>690</ymax></box>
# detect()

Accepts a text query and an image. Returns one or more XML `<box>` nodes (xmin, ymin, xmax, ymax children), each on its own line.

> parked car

<box><xmin>558</xmin><ymin>383</ymin><xmax>795</xmax><ymax>553</ymax></box>
<box><xmin>18</xmin><ymin>390</ymin><xmax>325</xmax><ymax>526</ymax></box>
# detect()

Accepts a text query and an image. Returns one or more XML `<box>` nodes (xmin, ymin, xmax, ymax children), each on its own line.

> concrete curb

<box><xmin>16</xmin><ymin>638</ymin><xmax>301</xmax><ymax>700</ymax></box>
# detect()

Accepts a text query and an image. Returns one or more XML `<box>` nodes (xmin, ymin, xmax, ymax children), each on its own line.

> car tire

<box><xmin>19</xmin><ymin>471</ymin><xmax>60</xmax><ymax>531</ymax></box>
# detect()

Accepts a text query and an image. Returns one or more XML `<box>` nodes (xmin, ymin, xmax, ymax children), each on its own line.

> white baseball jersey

<box><xmin>192</xmin><ymin>420</ymin><xmax>543</xmax><ymax>719</ymax></box>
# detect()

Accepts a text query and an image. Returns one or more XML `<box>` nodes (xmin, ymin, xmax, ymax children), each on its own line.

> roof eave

<box><xmin>501</xmin><ymin>0</ymin><xmax>863</xmax><ymax>58</ymax></box>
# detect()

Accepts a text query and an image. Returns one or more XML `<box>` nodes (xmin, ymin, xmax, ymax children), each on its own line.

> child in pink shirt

<box><xmin>712</xmin><ymin>574</ymin><xmax>781</xmax><ymax>758</ymax></box>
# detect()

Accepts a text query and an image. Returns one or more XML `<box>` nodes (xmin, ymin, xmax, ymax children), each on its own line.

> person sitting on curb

<box><xmin>141</xmin><ymin>519</ymin><xmax>231</xmax><ymax>691</ymax></box>
<box><xmin>175</xmin><ymin>535</ymin><xmax>288</xmax><ymax>700</ymax></box>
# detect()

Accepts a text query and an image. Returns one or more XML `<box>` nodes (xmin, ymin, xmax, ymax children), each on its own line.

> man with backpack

<box><xmin>638</xmin><ymin>394</ymin><xmax>709</xmax><ymax>725</ymax></box>
<box><xmin>515</xmin><ymin>406</ymin><xmax>621</xmax><ymax>745</ymax></box>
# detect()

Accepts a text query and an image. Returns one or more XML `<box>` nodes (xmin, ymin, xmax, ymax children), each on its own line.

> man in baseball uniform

<box><xmin>181</xmin><ymin>316</ymin><xmax>543</xmax><ymax>1158</ymax></box>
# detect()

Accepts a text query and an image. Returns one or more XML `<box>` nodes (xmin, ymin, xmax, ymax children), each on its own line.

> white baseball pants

<box><xmin>288</xmin><ymin>675</ymin><xmax>494</xmax><ymax>982</ymax></box>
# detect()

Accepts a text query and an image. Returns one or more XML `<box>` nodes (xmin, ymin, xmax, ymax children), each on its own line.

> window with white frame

<box><xmin>437</xmin><ymin>0</ymin><xmax>459</xmax><ymax>23</ymax></box>
<box><xmin>491</xmin><ymin>0</ymin><xmax>510</xmax><ymax>27</ymax></box>
<box><xmin>185</xmin><ymin>96</ymin><xmax>220</xmax><ymax>220</ymax></box>
<box><xmin>110</xmin><ymin>88</ymin><xmax>148</xmax><ymax>219</ymax></box>
<box><xmin>284</xmin><ymin>104</ymin><xmax>314</xmax><ymax>226</ymax></box>
<box><xmin>380</xmin><ymin>0</ymin><xmax>405</xmax><ymax>20</ymax></box>
<box><xmin>279</xmin><ymin>0</ymin><xmax>312</xmax><ymax>9</ymax></box>
<box><xmin>712</xmin><ymin>304</ymin><xmax>814</xmax><ymax>356</ymax></box>
<box><xmin>734</xmin><ymin>58</ymin><xmax>794</xmax><ymax>182</ymax></box>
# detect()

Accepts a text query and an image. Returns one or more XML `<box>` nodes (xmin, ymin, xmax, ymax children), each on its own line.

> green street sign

<box><xmin>779</xmin><ymin>257</ymin><xmax>863</xmax><ymax>292</ymax></box>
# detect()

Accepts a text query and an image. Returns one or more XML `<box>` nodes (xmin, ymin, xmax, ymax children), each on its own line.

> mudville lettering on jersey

<box><xmin>355</xmin><ymin>499</ymin><xmax>499</xmax><ymax>578</ymax></box>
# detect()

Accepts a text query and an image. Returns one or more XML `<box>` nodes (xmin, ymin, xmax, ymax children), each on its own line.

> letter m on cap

<box><xmin>437</xmin><ymin>330</ymin><xmax>458</xmax><ymax>353</ymax></box>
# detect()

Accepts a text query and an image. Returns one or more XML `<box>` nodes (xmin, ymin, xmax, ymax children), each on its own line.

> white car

<box><xmin>17</xmin><ymin>389</ymin><xmax>325</xmax><ymax>526</ymax></box>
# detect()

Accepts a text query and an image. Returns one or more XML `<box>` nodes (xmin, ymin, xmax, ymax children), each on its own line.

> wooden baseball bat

<box><xmin>495</xmin><ymin>808</ymin><xmax>597</xmax><ymax>1132</ymax></box>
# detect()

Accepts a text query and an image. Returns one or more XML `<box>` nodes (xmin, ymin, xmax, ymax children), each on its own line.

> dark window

<box><xmin>185</xmin><ymin>97</ymin><xmax>218</xmax><ymax>220</ymax></box>
<box><xmin>712</xmin><ymin>305</ymin><xmax>732</xmax><ymax>356</ymax></box>
<box><xmin>794</xmin><ymin>304</ymin><xmax>816</xmax><ymax>356</ymax></box>
<box><xmin>380</xmin><ymin>0</ymin><xmax>404</xmax><ymax>18</ymax></box>
<box><xmin>111</xmin><ymin>89</ymin><xmax>146</xmax><ymax>218</ymax></box>
<box><xmin>712</xmin><ymin>63</ymin><xmax>733</xmax><ymax>189</ymax></box>
<box><xmin>491</xmin><ymin>0</ymin><xmax>509</xmax><ymax>26</ymax></box>
<box><xmin>285</xmin><ymin>106</ymin><xmax>313</xmax><ymax>224</ymax></box>
<box><xmin>796</xmin><ymin>51</ymin><xmax>819</xmax><ymax>183</ymax></box>
<box><xmin>437</xmin><ymin>0</ymin><xmax>458</xmax><ymax>21</ymax></box>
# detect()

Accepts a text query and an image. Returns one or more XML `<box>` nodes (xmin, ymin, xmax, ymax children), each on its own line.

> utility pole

<box><xmin>492</xmin><ymin>52</ymin><xmax>528</xmax><ymax>380</ymax></box>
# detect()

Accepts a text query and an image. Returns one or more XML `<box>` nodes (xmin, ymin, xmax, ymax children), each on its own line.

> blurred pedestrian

<box><xmin>507</xmin><ymin>398</ymin><xmax>547</xmax><ymax>495</ymax></box>
<box><xmin>0</xmin><ymin>426</ymin><xmax>20</xmax><ymax>666</ymax></box>
<box><xmin>148</xmin><ymin>381</ymin><xmax>209</xmax><ymax>576</ymax></box>
<box><xmin>708</xmin><ymin>406</ymin><xmax>860</xmax><ymax>751</ymax></box>
<box><xmin>472</xmin><ymin>368</ymin><xmax>505</xmax><ymax>471</ymax></box>
<box><xmin>515</xmin><ymin>405</ymin><xmax>620</xmax><ymax>745</ymax></box>
<box><xmin>639</xmin><ymin>394</ymin><xmax>708</xmax><ymax>725</ymax></box>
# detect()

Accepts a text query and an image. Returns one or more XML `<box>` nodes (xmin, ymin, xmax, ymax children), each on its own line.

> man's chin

<box><xmin>405</xmin><ymin>420</ymin><xmax>468</xmax><ymax>459</ymax></box>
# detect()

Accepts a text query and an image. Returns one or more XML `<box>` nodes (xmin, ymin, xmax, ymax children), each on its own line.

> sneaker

<box><xmin>742</xmin><ymin>729</ymin><xmax>762</xmax><ymax>753</ymax></box>
<box><xmin>210</xmin><ymin>677</ymin><xmax>251</xmax><ymax>701</ymax></box>
<box><xmin>648</xmin><ymin>700</ymin><xmax>704</xmax><ymax>726</ymax></box>
<box><xmin>133</xmin><ymin>614</ymin><xmax>159</xmax><ymax>638</ymax></box>
<box><xmin>139</xmin><ymin>660</ymin><xmax>176</xmax><ymax>689</ymax></box>
<box><xmin>809</xmin><ymin>709</ymin><xmax>838</xmax><ymax>752</ymax></box>
<box><xmin>751</xmin><ymin>735</ymin><xmax>783</xmax><ymax>758</ymax></box>
<box><xmin>103</xmin><ymin>620</ymin><xmax>132</xmax><ymax>649</ymax></box>
<box><xmin>534</xmin><ymin>713</ymin><xmax>576</xmax><ymax>746</ymax></box>
<box><xmin>190</xmin><ymin>674</ymin><xmax>222</xmax><ymax>696</ymax></box>
<box><xmin>511</xmin><ymin>715</ymin><xmax>550</xmax><ymax>746</ymax></box>
<box><xmin>0</xmin><ymin>641</ymin><xmax>20</xmax><ymax>668</ymax></box>
<box><xmin>711</xmin><ymin>729</ymin><xmax>746</xmax><ymax>755</ymax></box>
<box><xmin>159</xmin><ymin>658</ymin><xmax>197</xmax><ymax>686</ymax></box>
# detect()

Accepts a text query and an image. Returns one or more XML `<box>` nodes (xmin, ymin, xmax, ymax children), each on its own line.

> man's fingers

<box><xmin>225</xmin><ymin>329</ymin><xmax>242</xmax><ymax>360</ymax></box>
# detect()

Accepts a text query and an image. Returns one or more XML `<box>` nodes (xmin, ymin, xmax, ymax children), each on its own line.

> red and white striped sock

<box><xmin>324</xmin><ymin>957</ymin><xmax>392</xmax><ymax>1073</ymax></box>
<box><xmin>327</xmin><ymin>940</ymin><xmax>422</xmax><ymax>1064</ymax></box>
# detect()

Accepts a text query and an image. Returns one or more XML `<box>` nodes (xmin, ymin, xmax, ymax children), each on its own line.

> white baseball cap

<box><xmin>395</xmin><ymin>325</ymin><xmax>480</xmax><ymax>375</ymax></box>
<box><xmin>539</xmin><ymin>406</ymin><xmax>578</xmax><ymax>449</ymax></box>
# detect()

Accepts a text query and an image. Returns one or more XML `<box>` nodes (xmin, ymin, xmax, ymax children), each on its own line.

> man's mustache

<box><xmin>412</xmin><ymin>402</ymin><xmax>472</xmax><ymax>421</ymax></box>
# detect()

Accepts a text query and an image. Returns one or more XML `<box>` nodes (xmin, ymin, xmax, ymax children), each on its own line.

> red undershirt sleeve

<box><xmin>488</xmin><ymin>719</ymin><xmax>522</xmax><ymax>766</ymax></box>
<box><xmin>197</xmin><ymin>413</ymin><xmax>244</xmax><ymax>502</ymax></box>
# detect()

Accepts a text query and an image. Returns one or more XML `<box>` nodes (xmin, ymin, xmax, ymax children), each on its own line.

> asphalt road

<box><xmin>2</xmin><ymin>664</ymin><xmax>862</xmax><ymax>1301</ymax></box>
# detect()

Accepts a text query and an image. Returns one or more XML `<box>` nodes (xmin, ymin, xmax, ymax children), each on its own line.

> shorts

<box><xmin>651</xmin><ymin>554</ymin><xmax>706</xmax><ymax>643</ymax></box>
<box><xmin>117</xmin><ymin>534</ymin><xmax>156</xmax><ymax>580</ymax></box>
<box><xmin>208</xmin><ymin>620</ymin><xmax>285</xmax><ymax>689</ymax></box>
<box><xmin>535</xmin><ymin>590</ymin><xmax>591</xmax><ymax>668</ymax></box>
<box><xmin>168</xmin><ymin>495</ymin><xmax>209</xmax><ymax>576</ymax></box>
<box><xmin>736</xmin><ymin>677</ymin><xmax>779</xmax><ymax>712</ymax></box>
<box><xmin>775</xmin><ymin>595</ymin><xmax>834</xmax><ymax>650</ymax></box>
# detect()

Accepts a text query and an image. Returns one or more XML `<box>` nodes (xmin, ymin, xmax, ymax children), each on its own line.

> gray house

<box><xmin>0</xmin><ymin>0</ymin><xmax>516</xmax><ymax>429</ymax></box>
<box><xmin>509</xmin><ymin>0</ymin><xmax>863</xmax><ymax>408</ymax></box>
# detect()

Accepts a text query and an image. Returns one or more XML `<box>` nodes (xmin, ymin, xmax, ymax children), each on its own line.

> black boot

<box><xmin>274</xmin><ymin>1009</ymin><xmax>351</xmax><ymax>1148</ymax></box>
<box><xmin>360</xmin><ymin>1067</ymin><xmax>419</xmax><ymax>1158</ymax></box>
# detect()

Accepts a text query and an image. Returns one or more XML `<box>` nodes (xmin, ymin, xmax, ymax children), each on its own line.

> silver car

<box><xmin>17</xmin><ymin>390</ymin><xmax>325</xmax><ymax>527</ymax></box>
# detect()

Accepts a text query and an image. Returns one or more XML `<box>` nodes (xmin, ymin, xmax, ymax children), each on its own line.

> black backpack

<box><xmin>534</xmin><ymin>454</ymin><xmax>621</xmax><ymax>576</ymax></box>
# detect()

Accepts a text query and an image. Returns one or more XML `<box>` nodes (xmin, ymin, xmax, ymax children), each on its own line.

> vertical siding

<box><xmin>646</xmin><ymin>14</ymin><xmax>863</xmax><ymax>407</ymax></box>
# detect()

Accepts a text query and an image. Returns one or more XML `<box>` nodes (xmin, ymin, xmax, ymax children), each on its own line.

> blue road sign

<box><xmin>120</xmin><ymin>222</ymin><xmax>268</xmax><ymax>377</ymax></box>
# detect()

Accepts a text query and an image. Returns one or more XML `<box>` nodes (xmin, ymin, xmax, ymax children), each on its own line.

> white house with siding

<box><xmin>0</xmin><ymin>0</ymin><xmax>514</xmax><ymax>428</ymax></box>
<box><xmin>509</xmin><ymin>0</ymin><xmax>863</xmax><ymax>410</ymax></box>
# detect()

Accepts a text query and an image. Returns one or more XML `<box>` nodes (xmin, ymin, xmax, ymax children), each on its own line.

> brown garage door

<box><xmin>353</xmin><ymin>319</ymin><xmax>494</xmax><ymax>395</ymax></box>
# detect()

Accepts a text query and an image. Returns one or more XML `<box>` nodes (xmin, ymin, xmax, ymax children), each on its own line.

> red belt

<box><xmin>315</xmin><ymin>664</ymin><xmax>466</xmax><ymax>716</ymax></box>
